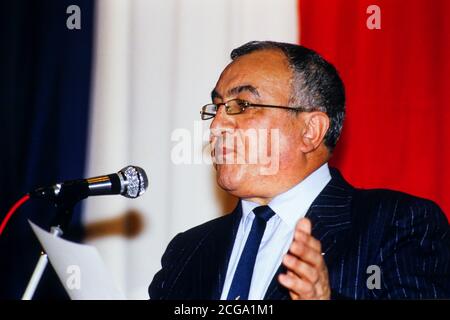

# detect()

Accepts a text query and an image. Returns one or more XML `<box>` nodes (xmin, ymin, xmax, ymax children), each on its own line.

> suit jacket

<box><xmin>149</xmin><ymin>168</ymin><xmax>450</xmax><ymax>299</ymax></box>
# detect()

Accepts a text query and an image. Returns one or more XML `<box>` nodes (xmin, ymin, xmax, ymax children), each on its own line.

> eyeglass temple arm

<box><xmin>248</xmin><ymin>103</ymin><xmax>303</xmax><ymax>111</ymax></box>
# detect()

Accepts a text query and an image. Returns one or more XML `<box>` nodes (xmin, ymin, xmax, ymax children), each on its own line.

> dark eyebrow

<box><xmin>210</xmin><ymin>85</ymin><xmax>260</xmax><ymax>102</ymax></box>
<box><xmin>211</xmin><ymin>88</ymin><xmax>221</xmax><ymax>101</ymax></box>
<box><xmin>228</xmin><ymin>85</ymin><xmax>260</xmax><ymax>98</ymax></box>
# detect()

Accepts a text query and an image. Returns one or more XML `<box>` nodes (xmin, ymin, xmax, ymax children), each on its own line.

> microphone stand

<box><xmin>21</xmin><ymin>165</ymin><xmax>147</xmax><ymax>299</ymax></box>
<box><xmin>22</xmin><ymin>202</ymin><xmax>76</xmax><ymax>300</ymax></box>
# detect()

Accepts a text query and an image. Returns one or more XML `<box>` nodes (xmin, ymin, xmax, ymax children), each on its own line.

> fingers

<box><xmin>294</xmin><ymin>218</ymin><xmax>321</xmax><ymax>253</ymax></box>
<box><xmin>283</xmin><ymin>254</ymin><xmax>320</xmax><ymax>283</ymax></box>
<box><xmin>296</xmin><ymin>218</ymin><xmax>311</xmax><ymax>234</ymax></box>
<box><xmin>278</xmin><ymin>272</ymin><xmax>316</xmax><ymax>299</ymax></box>
<box><xmin>294</xmin><ymin>229</ymin><xmax>322</xmax><ymax>253</ymax></box>
<box><xmin>278</xmin><ymin>218</ymin><xmax>331</xmax><ymax>300</ymax></box>
<box><xmin>289</xmin><ymin>235</ymin><xmax>323</xmax><ymax>267</ymax></box>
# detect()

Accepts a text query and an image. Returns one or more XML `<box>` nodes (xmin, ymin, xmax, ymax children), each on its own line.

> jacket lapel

<box><xmin>203</xmin><ymin>202</ymin><xmax>242</xmax><ymax>299</ymax></box>
<box><xmin>264</xmin><ymin>168</ymin><xmax>354</xmax><ymax>300</ymax></box>
<box><xmin>306</xmin><ymin>168</ymin><xmax>354</xmax><ymax>267</ymax></box>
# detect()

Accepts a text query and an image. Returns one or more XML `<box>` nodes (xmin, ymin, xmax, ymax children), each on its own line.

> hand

<box><xmin>278</xmin><ymin>218</ymin><xmax>331</xmax><ymax>300</ymax></box>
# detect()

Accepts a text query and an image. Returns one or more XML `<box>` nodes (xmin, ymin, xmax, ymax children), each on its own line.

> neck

<box><xmin>244</xmin><ymin>196</ymin><xmax>272</xmax><ymax>206</ymax></box>
<box><xmin>243</xmin><ymin>161</ymin><xmax>327</xmax><ymax>205</ymax></box>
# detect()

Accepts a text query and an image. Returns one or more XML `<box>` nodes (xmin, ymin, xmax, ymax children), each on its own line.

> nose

<box><xmin>209</xmin><ymin>105</ymin><xmax>237</xmax><ymax>150</ymax></box>
<box><xmin>210</xmin><ymin>105</ymin><xmax>235</xmax><ymax>131</ymax></box>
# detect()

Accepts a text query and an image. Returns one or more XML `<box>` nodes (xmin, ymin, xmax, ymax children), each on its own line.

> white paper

<box><xmin>29</xmin><ymin>221</ymin><xmax>126</xmax><ymax>300</ymax></box>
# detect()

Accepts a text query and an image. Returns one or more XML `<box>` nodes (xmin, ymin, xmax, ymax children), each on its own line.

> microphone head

<box><xmin>118</xmin><ymin>166</ymin><xmax>148</xmax><ymax>198</ymax></box>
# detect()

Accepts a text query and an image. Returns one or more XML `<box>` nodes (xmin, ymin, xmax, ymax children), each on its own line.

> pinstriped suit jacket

<box><xmin>149</xmin><ymin>168</ymin><xmax>450</xmax><ymax>299</ymax></box>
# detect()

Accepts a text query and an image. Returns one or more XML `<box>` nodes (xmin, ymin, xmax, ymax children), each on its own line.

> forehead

<box><xmin>214</xmin><ymin>49</ymin><xmax>292</xmax><ymax>99</ymax></box>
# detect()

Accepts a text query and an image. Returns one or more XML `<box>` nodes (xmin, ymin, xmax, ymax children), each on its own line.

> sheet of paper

<box><xmin>29</xmin><ymin>220</ymin><xmax>126</xmax><ymax>300</ymax></box>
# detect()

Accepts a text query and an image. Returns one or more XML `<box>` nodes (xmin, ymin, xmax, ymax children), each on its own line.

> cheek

<box><xmin>236</xmin><ymin>116</ymin><xmax>264</xmax><ymax>131</ymax></box>
<box><xmin>277</xmin><ymin>124</ymin><xmax>303</xmax><ymax>165</ymax></box>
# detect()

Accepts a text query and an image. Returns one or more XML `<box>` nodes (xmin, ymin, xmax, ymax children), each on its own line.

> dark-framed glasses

<box><xmin>200</xmin><ymin>99</ymin><xmax>304</xmax><ymax>120</ymax></box>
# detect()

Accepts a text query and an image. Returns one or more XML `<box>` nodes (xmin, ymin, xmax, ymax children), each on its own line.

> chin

<box><xmin>215</xmin><ymin>164</ymin><xmax>246</xmax><ymax>194</ymax></box>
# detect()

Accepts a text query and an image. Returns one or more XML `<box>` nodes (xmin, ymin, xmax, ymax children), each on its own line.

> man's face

<box><xmin>210</xmin><ymin>49</ymin><xmax>307</xmax><ymax>201</ymax></box>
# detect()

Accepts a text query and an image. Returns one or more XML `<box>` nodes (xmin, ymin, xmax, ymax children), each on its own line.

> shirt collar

<box><xmin>240</xmin><ymin>163</ymin><xmax>331</xmax><ymax>229</ymax></box>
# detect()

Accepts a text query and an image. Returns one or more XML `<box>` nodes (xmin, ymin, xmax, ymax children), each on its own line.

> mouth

<box><xmin>222</xmin><ymin>147</ymin><xmax>235</xmax><ymax>156</ymax></box>
<box><xmin>212</xmin><ymin>146</ymin><xmax>235</xmax><ymax>163</ymax></box>
<box><xmin>210</xmin><ymin>132</ymin><xmax>245</xmax><ymax>164</ymax></box>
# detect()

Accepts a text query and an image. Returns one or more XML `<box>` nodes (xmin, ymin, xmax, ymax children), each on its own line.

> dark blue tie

<box><xmin>227</xmin><ymin>205</ymin><xmax>276</xmax><ymax>300</ymax></box>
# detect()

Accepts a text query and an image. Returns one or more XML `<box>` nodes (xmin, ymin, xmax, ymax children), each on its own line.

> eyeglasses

<box><xmin>200</xmin><ymin>99</ymin><xmax>304</xmax><ymax>120</ymax></box>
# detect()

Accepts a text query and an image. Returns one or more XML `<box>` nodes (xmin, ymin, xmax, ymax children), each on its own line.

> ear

<box><xmin>300</xmin><ymin>112</ymin><xmax>330</xmax><ymax>153</ymax></box>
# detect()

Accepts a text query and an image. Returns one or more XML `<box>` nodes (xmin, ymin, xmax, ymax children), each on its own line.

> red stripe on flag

<box><xmin>299</xmin><ymin>0</ymin><xmax>450</xmax><ymax>220</ymax></box>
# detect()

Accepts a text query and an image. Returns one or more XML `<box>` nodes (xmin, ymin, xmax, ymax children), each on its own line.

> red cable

<box><xmin>0</xmin><ymin>194</ymin><xmax>30</xmax><ymax>236</ymax></box>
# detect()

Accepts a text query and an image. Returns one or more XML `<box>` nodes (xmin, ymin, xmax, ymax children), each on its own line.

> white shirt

<box><xmin>220</xmin><ymin>163</ymin><xmax>332</xmax><ymax>300</ymax></box>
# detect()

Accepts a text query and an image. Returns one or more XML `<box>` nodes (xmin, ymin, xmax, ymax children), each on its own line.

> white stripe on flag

<box><xmin>85</xmin><ymin>0</ymin><xmax>298</xmax><ymax>299</ymax></box>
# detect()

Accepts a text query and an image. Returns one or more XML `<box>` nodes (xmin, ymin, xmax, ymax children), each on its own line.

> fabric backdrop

<box><xmin>1</xmin><ymin>0</ymin><xmax>448</xmax><ymax>300</ymax></box>
<box><xmin>0</xmin><ymin>0</ymin><xmax>94</xmax><ymax>299</ymax></box>
<box><xmin>299</xmin><ymin>0</ymin><xmax>450</xmax><ymax>221</ymax></box>
<box><xmin>85</xmin><ymin>0</ymin><xmax>298</xmax><ymax>299</ymax></box>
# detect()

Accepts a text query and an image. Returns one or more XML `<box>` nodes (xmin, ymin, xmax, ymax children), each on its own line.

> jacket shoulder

<box><xmin>354</xmin><ymin>188</ymin><xmax>447</xmax><ymax>224</ymax></box>
<box><xmin>149</xmin><ymin>212</ymin><xmax>237</xmax><ymax>299</ymax></box>
<box><xmin>352</xmin><ymin>189</ymin><xmax>450</xmax><ymax>299</ymax></box>
<box><xmin>351</xmin><ymin>188</ymin><xmax>449</xmax><ymax>263</ymax></box>
<box><xmin>169</xmin><ymin>212</ymin><xmax>236</xmax><ymax>248</ymax></box>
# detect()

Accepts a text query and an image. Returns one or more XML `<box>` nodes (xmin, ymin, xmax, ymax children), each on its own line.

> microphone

<box><xmin>30</xmin><ymin>165</ymin><xmax>148</xmax><ymax>204</ymax></box>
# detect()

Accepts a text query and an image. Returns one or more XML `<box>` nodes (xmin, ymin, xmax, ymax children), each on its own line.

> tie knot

<box><xmin>252</xmin><ymin>205</ymin><xmax>275</xmax><ymax>222</ymax></box>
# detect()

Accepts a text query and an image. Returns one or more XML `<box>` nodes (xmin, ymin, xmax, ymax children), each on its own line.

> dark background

<box><xmin>0</xmin><ymin>0</ymin><xmax>94</xmax><ymax>299</ymax></box>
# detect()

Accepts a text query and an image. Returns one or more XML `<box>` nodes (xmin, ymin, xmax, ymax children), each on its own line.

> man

<box><xmin>149</xmin><ymin>41</ymin><xmax>450</xmax><ymax>299</ymax></box>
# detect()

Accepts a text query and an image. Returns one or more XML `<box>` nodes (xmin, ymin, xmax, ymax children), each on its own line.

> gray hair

<box><xmin>231</xmin><ymin>41</ymin><xmax>345</xmax><ymax>151</ymax></box>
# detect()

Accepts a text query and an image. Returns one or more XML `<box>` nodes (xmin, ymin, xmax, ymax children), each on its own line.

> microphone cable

<box><xmin>0</xmin><ymin>194</ymin><xmax>30</xmax><ymax>236</ymax></box>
